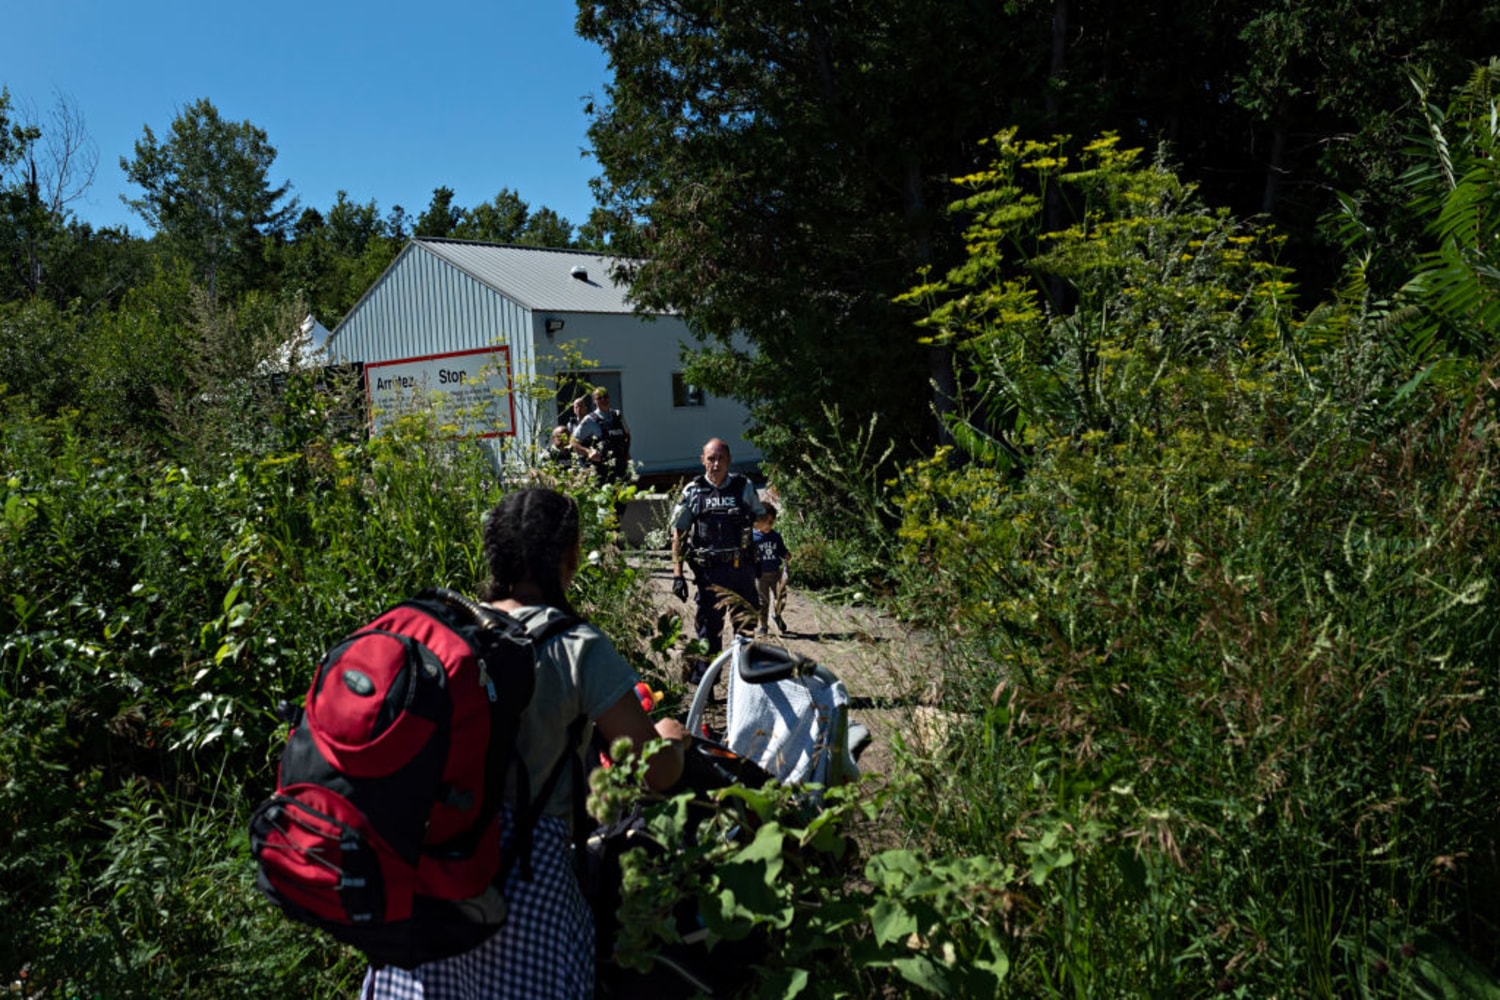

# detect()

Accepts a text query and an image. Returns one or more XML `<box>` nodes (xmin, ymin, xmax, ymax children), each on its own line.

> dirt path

<box><xmin>632</xmin><ymin>551</ymin><xmax>936</xmax><ymax>781</ymax></box>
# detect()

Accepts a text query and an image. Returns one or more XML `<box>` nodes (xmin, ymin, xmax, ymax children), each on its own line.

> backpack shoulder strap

<box><xmin>508</xmin><ymin>605</ymin><xmax>582</xmax><ymax>646</ymax></box>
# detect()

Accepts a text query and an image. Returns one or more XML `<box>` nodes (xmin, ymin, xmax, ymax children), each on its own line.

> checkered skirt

<box><xmin>361</xmin><ymin>810</ymin><xmax>593</xmax><ymax>999</ymax></box>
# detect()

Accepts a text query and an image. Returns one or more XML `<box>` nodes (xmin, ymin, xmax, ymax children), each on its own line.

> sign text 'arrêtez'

<box><xmin>364</xmin><ymin>347</ymin><xmax>514</xmax><ymax>439</ymax></box>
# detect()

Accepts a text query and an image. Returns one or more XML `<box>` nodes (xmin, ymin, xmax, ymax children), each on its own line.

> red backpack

<box><xmin>248</xmin><ymin>588</ymin><xmax>579</xmax><ymax>969</ymax></box>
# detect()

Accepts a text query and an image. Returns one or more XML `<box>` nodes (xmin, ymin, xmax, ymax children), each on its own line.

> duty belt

<box><xmin>691</xmin><ymin>547</ymin><xmax>746</xmax><ymax>566</ymax></box>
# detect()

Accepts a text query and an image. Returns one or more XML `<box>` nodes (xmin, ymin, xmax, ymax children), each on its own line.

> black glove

<box><xmin>671</xmin><ymin>576</ymin><xmax>688</xmax><ymax>602</ymax></box>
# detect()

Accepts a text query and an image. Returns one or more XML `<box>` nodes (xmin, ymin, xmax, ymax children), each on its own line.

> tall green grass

<box><xmin>893</xmin><ymin>392</ymin><xmax>1500</xmax><ymax>994</ymax></box>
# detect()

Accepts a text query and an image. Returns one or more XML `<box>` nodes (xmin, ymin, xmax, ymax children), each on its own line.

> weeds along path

<box><xmin>631</xmin><ymin>550</ymin><xmax>939</xmax><ymax>782</ymax></box>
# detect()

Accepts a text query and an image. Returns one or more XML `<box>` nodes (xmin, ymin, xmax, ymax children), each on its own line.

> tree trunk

<box><xmin>1262</xmin><ymin>105</ymin><xmax>1287</xmax><ymax>217</ymax></box>
<box><xmin>906</xmin><ymin>156</ymin><xmax>955</xmax><ymax>447</ymax></box>
<box><xmin>1045</xmin><ymin>0</ymin><xmax>1069</xmax><ymax>307</ymax></box>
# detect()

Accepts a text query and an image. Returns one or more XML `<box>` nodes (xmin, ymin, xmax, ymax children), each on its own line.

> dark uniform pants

<box><xmin>691</xmin><ymin>557</ymin><xmax>759</xmax><ymax>662</ymax></box>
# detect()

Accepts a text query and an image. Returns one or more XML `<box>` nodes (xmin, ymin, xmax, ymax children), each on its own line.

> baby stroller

<box><xmin>590</xmin><ymin>638</ymin><xmax>871</xmax><ymax>998</ymax></box>
<box><xmin>684</xmin><ymin>637</ymin><xmax>868</xmax><ymax>794</ymax></box>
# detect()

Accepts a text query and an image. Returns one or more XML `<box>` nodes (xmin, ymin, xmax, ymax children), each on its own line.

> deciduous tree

<box><xmin>577</xmin><ymin>0</ymin><xmax>1500</xmax><ymax>477</ymax></box>
<box><xmin>1391</xmin><ymin>59</ymin><xmax>1500</xmax><ymax>363</ymax></box>
<box><xmin>0</xmin><ymin>88</ymin><xmax>98</xmax><ymax>300</ymax></box>
<box><xmin>277</xmin><ymin>191</ymin><xmax>403</xmax><ymax>326</ymax></box>
<box><xmin>516</xmin><ymin>205</ymin><xmax>574</xmax><ymax>247</ymax></box>
<box><xmin>121</xmin><ymin>98</ymin><xmax>297</xmax><ymax>301</ymax></box>
<box><xmin>453</xmin><ymin>187</ymin><xmax>530</xmax><ymax>242</ymax></box>
<box><xmin>578</xmin><ymin>0</ymin><xmax>1040</xmax><ymax>468</ymax></box>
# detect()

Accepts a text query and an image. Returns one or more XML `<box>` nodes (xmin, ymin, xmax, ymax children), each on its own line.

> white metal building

<box><xmin>325</xmin><ymin>238</ymin><xmax>761</xmax><ymax>476</ymax></box>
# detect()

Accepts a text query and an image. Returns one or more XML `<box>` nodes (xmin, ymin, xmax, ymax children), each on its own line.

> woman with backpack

<box><xmin>363</xmin><ymin>487</ymin><xmax>688</xmax><ymax>999</ymax></box>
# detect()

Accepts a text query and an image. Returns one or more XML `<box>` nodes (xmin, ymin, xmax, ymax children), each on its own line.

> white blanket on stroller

<box><xmin>726</xmin><ymin>666</ymin><xmax>858</xmax><ymax>789</ymax></box>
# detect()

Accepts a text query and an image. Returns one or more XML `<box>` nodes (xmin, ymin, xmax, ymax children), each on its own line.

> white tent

<box><xmin>258</xmin><ymin>314</ymin><xmax>333</xmax><ymax>374</ymax></box>
<box><xmin>301</xmin><ymin>313</ymin><xmax>334</xmax><ymax>352</ymax></box>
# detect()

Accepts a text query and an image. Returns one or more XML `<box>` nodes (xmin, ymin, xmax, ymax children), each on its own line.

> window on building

<box><xmin>672</xmin><ymin>373</ymin><xmax>706</xmax><ymax>408</ymax></box>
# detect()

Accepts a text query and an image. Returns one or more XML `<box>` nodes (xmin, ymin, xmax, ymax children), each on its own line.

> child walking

<box><xmin>752</xmin><ymin>503</ymin><xmax>791</xmax><ymax>636</ymax></box>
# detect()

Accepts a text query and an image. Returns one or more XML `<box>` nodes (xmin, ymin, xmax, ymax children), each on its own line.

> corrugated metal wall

<box><xmin>322</xmin><ymin>241</ymin><xmax>763</xmax><ymax>472</ymax></box>
<box><xmin>330</xmin><ymin>244</ymin><xmax>533</xmax><ymax>365</ymax></box>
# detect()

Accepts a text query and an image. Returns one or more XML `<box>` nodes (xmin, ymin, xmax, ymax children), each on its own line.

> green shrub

<box><xmin>764</xmin><ymin>406</ymin><xmax>899</xmax><ymax>596</ymax></box>
<box><xmin>887</xmin><ymin>129</ymin><xmax>1500</xmax><ymax>995</ymax></box>
<box><xmin>0</xmin><ymin>392</ymin><xmax>677</xmax><ymax>993</ymax></box>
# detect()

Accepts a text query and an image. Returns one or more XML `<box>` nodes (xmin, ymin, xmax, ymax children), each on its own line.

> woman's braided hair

<box><xmin>480</xmin><ymin>487</ymin><xmax>581</xmax><ymax>616</ymax></box>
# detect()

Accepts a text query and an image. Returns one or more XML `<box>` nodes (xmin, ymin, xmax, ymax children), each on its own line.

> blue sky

<box><xmin>4</xmin><ymin>0</ymin><xmax>613</xmax><ymax>236</ymax></box>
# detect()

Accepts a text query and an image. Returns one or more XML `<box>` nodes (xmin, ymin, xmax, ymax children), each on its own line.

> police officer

<box><xmin>564</xmin><ymin>395</ymin><xmax>591</xmax><ymax>440</ymax></box>
<box><xmin>572</xmin><ymin>387</ymin><xmax>632</xmax><ymax>483</ymax></box>
<box><xmin>670</xmin><ymin>438</ymin><xmax>766</xmax><ymax>682</ymax></box>
<box><xmin>545</xmin><ymin>424</ymin><xmax>574</xmax><ymax>467</ymax></box>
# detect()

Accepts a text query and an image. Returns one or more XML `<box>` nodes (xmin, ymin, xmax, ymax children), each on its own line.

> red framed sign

<box><xmin>364</xmin><ymin>346</ymin><xmax>516</xmax><ymax>439</ymax></box>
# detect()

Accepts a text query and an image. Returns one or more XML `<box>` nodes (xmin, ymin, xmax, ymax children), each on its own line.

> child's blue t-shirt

<box><xmin>753</xmin><ymin>528</ymin><xmax>789</xmax><ymax>575</ymax></box>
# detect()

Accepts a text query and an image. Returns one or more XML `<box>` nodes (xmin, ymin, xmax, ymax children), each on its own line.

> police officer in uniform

<box><xmin>670</xmin><ymin>438</ymin><xmax>766</xmax><ymax>682</ymax></box>
<box><xmin>572</xmin><ymin>387</ymin><xmax>632</xmax><ymax>483</ymax></box>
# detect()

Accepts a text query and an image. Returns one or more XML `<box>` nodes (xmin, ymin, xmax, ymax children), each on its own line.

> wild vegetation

<box><xmin>4</xmin><ymin>5</ymin><xmax>1500</xmax><ymax>995</ymax></box>
<box><xmin>884</xmin><ymin>120</ymin><xmax>1500</xmax><ymax>994</ymax></box>
<box><xmin>579</xmin><ymin>0</ymin><xmax>1500</xmax><ymax>478</ymax></box>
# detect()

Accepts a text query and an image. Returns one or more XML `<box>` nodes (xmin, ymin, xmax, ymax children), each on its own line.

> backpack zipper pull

<box><xmin>476</xmin><ymin>659</ymin><xmax>498</xmax><ymax>702</ymax></box>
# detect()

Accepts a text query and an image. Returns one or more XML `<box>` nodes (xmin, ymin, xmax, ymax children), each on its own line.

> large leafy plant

<box><xmin>1399</xmin><ymin>58</ymin><xmax>1500</xmax><ymax>360</ymax></box>
<box><xmin>900</xmin><ymin>130</ymin><xmax>1305</xmax><ymax>469</ymax></box>
<box><xmin>890</xmin><ymin>129</ymin><xmax>1500</xmax><ymax>995</ymax></box>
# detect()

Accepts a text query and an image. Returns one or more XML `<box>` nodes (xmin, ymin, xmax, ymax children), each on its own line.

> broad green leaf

<box><xmin>870</xmin><ymin>898</ymin><xmax>918</xmax><ymax>947</ymax></box>
<box><xmin>893</xmin><ymin>954</ymin><xmax>951</xmax><ymax>995</ymax></box>
<box><xmin>866</xmin><ymin>849</ymin><xmax>923</xmax><ymax>889</ymax></box>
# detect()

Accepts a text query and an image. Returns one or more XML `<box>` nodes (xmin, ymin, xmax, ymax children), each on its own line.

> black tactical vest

<box><xmin>684</xmin><ymin>473</ymin><xmax>754</xmax><ymax>553</ymax></box>
<box><xmin>597</xmin><ymin>410</ymin><xmax>629</xmax><ymax>457</ymax></box>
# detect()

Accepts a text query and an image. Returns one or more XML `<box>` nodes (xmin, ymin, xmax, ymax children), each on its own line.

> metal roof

<box><xmin>412</xmin><ymin>238</ymin><xmax>643</xmax><ymax>315</ymax></box>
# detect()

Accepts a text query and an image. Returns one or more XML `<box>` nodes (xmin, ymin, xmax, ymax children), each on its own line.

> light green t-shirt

<box><xmin>507</xmin><ymin>605</ymin><xmax>639</xmax><ymax>818</ymax></box>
